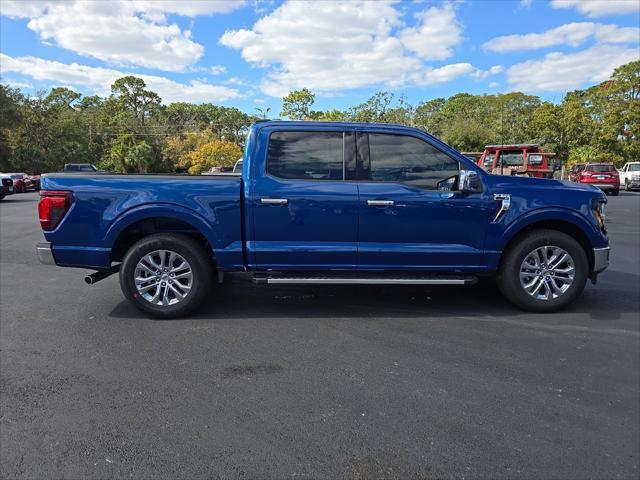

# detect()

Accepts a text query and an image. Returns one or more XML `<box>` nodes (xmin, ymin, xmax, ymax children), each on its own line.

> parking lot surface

<box><xmin>1</xmin><ymin>191</ymin><xmax>639</xmax><ymax>479</ymax></box>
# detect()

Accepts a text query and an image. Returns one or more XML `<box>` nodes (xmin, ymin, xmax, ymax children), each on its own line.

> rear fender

<box><xmin>105</xmin><ymin>203</ymin><xmax>243</xmax><ymax>270</ymax></box>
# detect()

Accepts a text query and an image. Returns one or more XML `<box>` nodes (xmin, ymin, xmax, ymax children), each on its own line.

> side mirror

<box><xmin>459</xmin><ymin>170</ymin><xmax>481</xmax><ymax>193</ymax></box>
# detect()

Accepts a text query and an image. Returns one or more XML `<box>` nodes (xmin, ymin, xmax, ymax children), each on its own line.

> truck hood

<box><xmin>486</xmin><ymin>174</ymin><xmax>605</xmax><ymax>197</ymax></box>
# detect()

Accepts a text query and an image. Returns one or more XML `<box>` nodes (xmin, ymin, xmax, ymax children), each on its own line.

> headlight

<box><xmin>591</xmin><ymin>198</ymin><xmax>606</xmax><ymax>230</ymax></box>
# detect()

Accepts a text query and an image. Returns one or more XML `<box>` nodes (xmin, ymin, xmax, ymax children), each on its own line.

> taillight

<box><xmin>38</xmin><ymin>190</ymin><xmax>72</xmax><ymax>231</ymax></box>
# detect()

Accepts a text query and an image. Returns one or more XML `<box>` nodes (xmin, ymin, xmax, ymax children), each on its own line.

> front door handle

<box><xmin>367</xmin><ymin>200</ymin><xmax>395</xmax><ymax>207</ymax></box>
<box><xmin>261</xmin><ymin>198</ymin><xmax>288</xmax><ymax>205</ymax></box>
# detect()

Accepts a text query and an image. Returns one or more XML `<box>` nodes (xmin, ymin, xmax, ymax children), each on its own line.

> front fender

<box><xmin>486</xmin><ymin>206</ymin><xmax>607</xmax><ymax>258</ymax></box>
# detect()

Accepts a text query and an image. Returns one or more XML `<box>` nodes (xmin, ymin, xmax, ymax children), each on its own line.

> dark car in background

<box><xmin>8</xmin><ymin>173</ymin><xmax>32</xmax><ymax>193</ymax></box>
<box><xmin>569</xmin><ymin>163</ymin><xmax>620</xmax><ymax>195</ymax></box>
<box><xmin>63</xmin><ymin>163</ymin><xmax>98</xmax><ymax>172</ymax></box>
<box><xmin>0</xmin><ymin>174</ymin><xmax>14</xmax><ymax>200</ymax></box>
<box><xmin>29</xmin><ymin>174</ymin><xmax>41</xmax><ymax>191</ymax></box>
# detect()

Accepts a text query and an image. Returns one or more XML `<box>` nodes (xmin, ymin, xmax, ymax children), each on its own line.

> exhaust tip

<box><xmin>84</xmin><ymin>275</ymin><xmax>93</xmax><ymax>285</ymax></box>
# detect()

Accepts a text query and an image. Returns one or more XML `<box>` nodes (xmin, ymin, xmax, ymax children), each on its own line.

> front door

<box><xmin>355</xmin><ymin>131</ymin><xmax>494</xmax><ymax>271</ymax></box>
<box><xmin>250</xmin><ymin>129</ymin><xmax>359</xmax><ymax>270</ymax></box>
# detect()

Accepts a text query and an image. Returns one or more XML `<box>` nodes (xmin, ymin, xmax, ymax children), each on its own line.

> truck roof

<box><xmin>252</xmin><ymin>120</ymin><xmax>424</xmax><ymax>132</ymax></box>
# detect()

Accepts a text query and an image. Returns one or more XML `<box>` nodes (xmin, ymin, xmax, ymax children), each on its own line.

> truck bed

<box><xmin>40</xmin><ymin>173</ymin><xmax>244</xmax><ymax>270</ymax></box>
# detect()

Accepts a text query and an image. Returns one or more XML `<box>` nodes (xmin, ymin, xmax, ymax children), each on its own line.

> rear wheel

<box><xmin>611</xmin><ymin>188</ymin><xmax>619</xmax><ymax>196</ymax></box>
<box><xmin>120</xmin><ymin>234</ymin><xmax>214</xmax><ymax>318</ymax></box>
<box><xmin>497</xmin><ymin>229</ymin><xmax>588</xmax><ymax>312</ymax></box>
<box><xmin>625</xmin><ymin>180</ymin><xmax>630</xmax><ymax>191</ymax></box>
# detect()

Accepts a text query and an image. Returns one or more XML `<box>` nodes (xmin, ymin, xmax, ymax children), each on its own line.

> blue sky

<box><xmin>1</xmin><ymin>0</ymin><xmax>638</xmax><ymax>115</ymax></box>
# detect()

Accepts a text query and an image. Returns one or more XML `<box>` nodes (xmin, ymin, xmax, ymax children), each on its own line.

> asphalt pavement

<box><xmin>1</xmin><ymin>191</ymin><xmax>639</xmax><ymax>479</ymax></box>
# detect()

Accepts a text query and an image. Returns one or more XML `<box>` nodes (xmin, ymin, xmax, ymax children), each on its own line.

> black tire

<box><xmin>625</xmin><ymin>180</ymin><xmax>630</xmax><ymax>191</ymax></box>
<box><xmin>497</xmin><ymin>229</ymin><xmax>588</xmax><ymax>312</ymax></box>
<box><xmin>119</xmin><ymin>233</ymin><xmax>214</xmax><ymax>318</ymax></box>
<box><xmin>611</xmin><ymin>188</ymin><xmax>619</xmax><ymax>196</ymax></box>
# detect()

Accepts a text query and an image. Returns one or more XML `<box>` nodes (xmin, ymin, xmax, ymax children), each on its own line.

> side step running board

<box><xmin>253</xmin><ymin>275</ymin><xmax>477</xmax><ymax>286</ymax></box>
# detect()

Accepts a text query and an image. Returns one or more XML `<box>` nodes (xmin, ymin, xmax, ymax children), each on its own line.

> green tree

<box><xmin>348</xmin><ymin>92</ymin><xmax>394</xmax><ymax>123</ymax></box>
<box><xmin>0</xmin><ymin>85</ymin><xmax>23</xmax><ymax>170</ymax></box>
<box><xmin>163</xmin><ymin>131</ymin><xmax>217</xmax><ymax>172</ymax></box>
<box><xmin>281</xmin><ymin>88</ymin><xmax>316</xmax><ymax>120</ymax></box>
<box><xmin>125</xmin><ymin>141</ymin><xmax>155</xmax><ymax>173</ymax></box>
<box><xmin>187</xmin><ymin>140</ymin><xmax>243</xmax><ymax>174</ymax></box>
<box><xmin>111</xmin><ymin>76</ymin><xmax>161</xmax><ymax>126</ymax></box>
<box><xmin>414</xmin><ymin>98</ymin><xmax>445</xmax><ymax>135</ymax></box>
<box><xmin>45</xmin><ymin>87</ymin><xmax>81</xmax><ymax>108</ymax></box>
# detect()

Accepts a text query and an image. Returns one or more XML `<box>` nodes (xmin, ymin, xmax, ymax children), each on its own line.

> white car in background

<box><xmin>618</xmin><ymin>162</ymin><xmax>640</xmax><ymax>191</ymax></box>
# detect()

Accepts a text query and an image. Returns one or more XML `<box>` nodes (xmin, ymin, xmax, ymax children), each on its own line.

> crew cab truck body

<box><xmin>37</xmin><ymin>121</ymin><xmax>610</xmax><ymax>317</ymax></box>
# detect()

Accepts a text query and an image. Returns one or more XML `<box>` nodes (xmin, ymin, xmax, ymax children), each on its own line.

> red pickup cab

<box><xmin>476</xmin><ymin>144</ymin><xmax>554</xmax><ymax>178</ymax></box>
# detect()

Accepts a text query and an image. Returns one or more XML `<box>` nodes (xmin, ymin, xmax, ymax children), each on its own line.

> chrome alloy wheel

<box><xmin>519</xmin><ymin>245</ymin><xmax>575</xmax><ymax>301</ymax></box>
<box><xmin>134</xmin><ymin>250</ymin><xmax>193</xmax><ymax>306</ymax></box>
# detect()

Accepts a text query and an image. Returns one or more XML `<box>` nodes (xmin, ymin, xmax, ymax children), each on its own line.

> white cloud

<box><xmin>550</xmin><ymin>0</ymin><xmax>640</xmax><ymax>17</ymax></box>
<box><xmin>0</xmin><ymin>0</ymin><xmax>49</xmax><ymax>18</ymax></box>
<box><xmin>410</xmin><ymin>63</ymin><xmax>476</xmax><ymax>85</ymax></box>
<box><xmin>220</xmin><ymin>0</ymin><xmax>477</xmax><ymax>96</ymax></box>
<box><xmin>483</xmin><ymin>22</ymin><xmax>640</xmax><ymax>52</ymax></box>
<box><xmin>470</xmin><ymin>65</ymin><xmax>505</xmax><ymax>80</ymax></box>
<box><xmin>0</xmin><ymin>53</ymin><xmax>240</xmax><ymax>103</ymax></box>
<box><xmin>2</xmin><ymin>78</ymin><xmax>34</xmax><ymax>89</ymax></box>
<box><xmin>0</xmin><ymin>1</ymin><xmax>245</xmax><ymax>71</ymax></box>
<box><xmin>399</xmin><ymin>4</ymin><xmax>462</xmax><ymax>61</ymax></box>
<box><xmin>209</xmin><ymin>65</ymin><xmax>227</xmax><ymax>75</ymax></box>
<box><xmin>132</xmin><ymin>0</ymin><xmax>245</xmax><ymax>21</ymax></box>
<box><xmin>519</xmin><ymin>0</ymin><xmax>533</xmax><ymax>7</ymax></box>
<box><xmin>221</xmin><ymin>0</ymin><xmax>413</xmax><ymax>95</ymax></box>
<box><xmin>506</xmin><ymin>44</ymin><xmax>639</xmax><ymax>91</ymax></box>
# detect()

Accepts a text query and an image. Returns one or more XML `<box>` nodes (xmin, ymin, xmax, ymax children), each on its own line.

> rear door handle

<box><xmin>261</xmin><ymin>198</ymin><xmax>288</xmax><ymax>205</ymax></box>
<box><xmin>367</xmin><ymin>200</ymin><xmax>394</xmax><ymax>207</ymax></box>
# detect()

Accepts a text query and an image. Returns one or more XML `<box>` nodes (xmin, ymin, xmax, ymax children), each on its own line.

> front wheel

<box><xmin>119</xmin><ymin>234</ymin><xmax>214</xmax><ymax>318</ymax></box>
<box><xmin>625</xmin><ymin>180</ymin><xmax>630</xmax><ymax>191</ymax></box>
<box><xmin>497</xmin><ymin>229</ymin><xmax>588</xmax><ymax>312</ymax></box>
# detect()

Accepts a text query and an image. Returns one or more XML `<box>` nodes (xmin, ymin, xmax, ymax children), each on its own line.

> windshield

<box><xmin>587</xmin><ymin>164</ymin><xmax>615</xmax><ymax>172</ymax></box>
<box><xmin>527</xmin><ymin>153</ymin><xmax>543</xmax><ymax>165</ymax></box>
<box><xmin>629</xmin><ymin>164</ymin><xmax>640</xmax><ymax>172</ymax></box>
<box><xmin>482</xmin><ymin>153</ymin><xmax>494</xmax><ymax>166</ymax></box>
<box><xmin>499</xmin><ymin>150</ymin><xmax>524</xmax><ymax>166</ymax></box>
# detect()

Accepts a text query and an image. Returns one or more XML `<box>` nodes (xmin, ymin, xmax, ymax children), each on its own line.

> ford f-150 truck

<box><xmin>36</xmin><ymin>121</ymin><xmax>610</xmax><ymax>318</ymax></box>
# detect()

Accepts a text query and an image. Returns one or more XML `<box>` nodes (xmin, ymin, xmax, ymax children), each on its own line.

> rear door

<box><xmin>249</xmin><ymin>128</ymin><xmax>359</xmax><ymax>270</ymax></box>
<box><xmin>355</xmin><ymin>130</ymin><xmax>494</xmax><ymax>270</ymax></box>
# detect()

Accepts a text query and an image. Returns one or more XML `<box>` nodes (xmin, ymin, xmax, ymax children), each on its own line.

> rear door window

<box><xmin>267</xmin><ymin>131</ymin><xmax>344</xmax><ymax>181</ymax></box>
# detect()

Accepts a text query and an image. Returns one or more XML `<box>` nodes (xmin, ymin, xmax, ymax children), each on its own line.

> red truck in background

<box><xmin>465</xmin><ymin>144</ymin><xmax>555</xmax><ymax>179</ymax></box>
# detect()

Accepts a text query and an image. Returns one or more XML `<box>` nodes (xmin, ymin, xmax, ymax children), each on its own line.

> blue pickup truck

<box><xmin>36</xmin><ymin>121</ymin><xmax>610</xmax><ymax>317</ymax></box>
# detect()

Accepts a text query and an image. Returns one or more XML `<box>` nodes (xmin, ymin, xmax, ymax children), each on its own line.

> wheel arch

<box><xmin>499</xmin><ymin>217</ymin><xmax>595</xmax><ymax>272</ymax></box>
<box><xmin>105</xmin><ymin>204</ymin><xmax>220</xmax><ymax>264</ymax></box>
